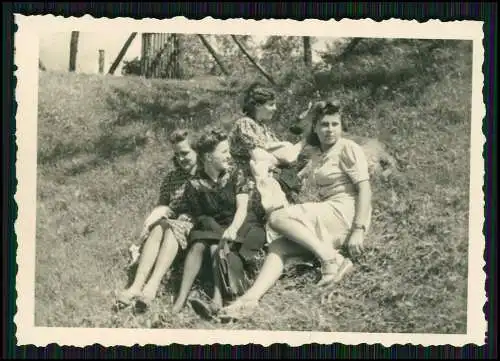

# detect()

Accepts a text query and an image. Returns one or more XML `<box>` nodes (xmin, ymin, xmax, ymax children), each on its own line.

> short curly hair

<box><xmin>194</xmin><ymin>126</ymin><xmax>228</xmax><ymax>157</ymax></box>
<box><xmin>306</xmin><ymin>99</ymin><xmax>347</xmax><ymax>147</ymax></box>
<box><xmin>242</xmin><ymin>81</ymin><xmax>276</xmax><ymax>118</ymax></box>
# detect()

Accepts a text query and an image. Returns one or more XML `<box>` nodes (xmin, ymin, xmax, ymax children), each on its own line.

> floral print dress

<box><xmin>229</xmin><ymin>116</ymin><xmax>302</xmax><ymax>243</ymax></box>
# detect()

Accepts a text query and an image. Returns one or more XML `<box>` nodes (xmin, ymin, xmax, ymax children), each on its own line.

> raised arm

<box><xmin>266</xmin><ymin>138</ymin><xmax>307</xmax><ymax>165</ymax></box>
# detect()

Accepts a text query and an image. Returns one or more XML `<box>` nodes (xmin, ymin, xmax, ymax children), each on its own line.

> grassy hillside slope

<box><xmin>35</xmin><ymin>39</ymin><xmax>472</xmax><ymax>333</ymax></box>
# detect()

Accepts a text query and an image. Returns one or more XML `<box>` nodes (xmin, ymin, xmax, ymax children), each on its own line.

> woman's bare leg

<box><xmin>221</xmin><ymin>238</ymin><xmax>301</xmax><ymax>312</ymax></box>
<box><xmin>140</xmin><ymin>228</ymin><xmax>180</xmax><ymax>303</ymax></box>
<box><xmin>172</xmin><ymin>241</ymin><xmax>207</xmax><ymax>313</ymax></box>
<box><xmin>268</xmin><ymin>209</ymin><xmax>343</xmax><ymax>285</ymax></box>
<box><xmin>118</xmin><ymin>225</ymin><xmax>164</xmax><ymax>303</ymax></box>
<box><xmin>209</xmin><ymin>244</ymin><xmax>223</xmax><ymax>309</ymax></box>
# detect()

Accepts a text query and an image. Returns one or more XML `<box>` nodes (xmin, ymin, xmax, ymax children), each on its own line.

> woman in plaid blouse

<box><xmin>116</xmin><ymin>129</ymin><xmax>198</xmax><ymax>309</ymax></box>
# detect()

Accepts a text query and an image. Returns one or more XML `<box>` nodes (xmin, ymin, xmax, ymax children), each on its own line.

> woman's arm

<box><xmin>229</xmin><ymin>194</ymin><xmax>249</xmax><ymax>232</ymax></box>
<box><xmin>347</xmin><ymin>180</ymin><xmax>372</xmax><ymax>257</ymax></box>
<box><xmin>353</xmin><ymin>180</ymin><xmax>372</xmax><ymax>228</ymax></box>
<box><xmin>221</xmin><ymin>193</ymin><xmax>249</xmax><ymax>242</ymax></box>
<box><xmin>269</xmin><ymin>138</ymin><xmax>307</xmax><ymax>165</ymax></box>
<box><xmin>251</xmin><ymin>138</ymin><xmax>307</xmax><ymax>167</ymax></box>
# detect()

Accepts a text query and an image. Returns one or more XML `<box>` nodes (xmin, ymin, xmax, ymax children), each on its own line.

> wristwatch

<box><xmin>353</xmin><ymin>223</ymin><xmax>366</xmax><ymax>232</ymax></box>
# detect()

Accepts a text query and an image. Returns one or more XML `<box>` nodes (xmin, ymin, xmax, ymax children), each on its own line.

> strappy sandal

<box><xmin>316</xmin><ymin>258</ymin><xmax>340</xmax><ymax>287</ymax></box>
<box><xmin>317</xmin><ymin>257</ymin><xmax>354</xmax><ymax>287</ymax></box>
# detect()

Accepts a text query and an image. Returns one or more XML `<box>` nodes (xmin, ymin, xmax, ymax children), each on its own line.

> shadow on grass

<box><xmin>38</xmin><ymin>131</ymin><xmax>149</xmax><ymax>177</ymax></box>
<box><xmin>104</xmin><ymin>83</ymin><xmax>229</xmax><ymax>133</ymax></box>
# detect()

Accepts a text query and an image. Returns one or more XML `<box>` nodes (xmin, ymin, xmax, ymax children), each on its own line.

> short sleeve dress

<box><xmin>169</xmin><ymin>166</ymin><xmax>267</xmax><ymax>261</ymax></box>
<box><xmin>281</xmin><ymin>137</ymin><xmax>372</xmax><ymax>250</ymax></box>
<box><xmin>229</xmin><ymin>116</ymin><xmax>303</xmax><ymax>214</ymax></box>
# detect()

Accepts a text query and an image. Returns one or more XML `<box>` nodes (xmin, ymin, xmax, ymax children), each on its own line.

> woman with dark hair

<box><xmin>229</xmin><ymin>81</ymin><xmax>306</xmax><ymax>238</ymax></box>
<box><xmin>220</xmin><ymin>99</ymin><xmax>373</xmax><ymax>318</ymax></box>
<box><xmin>166</xmin><ymin>126</ymin><xmax>267</xmax><ymax>315</ymax></box>
<box><xmin>116</xmin><ymin>129</ymin><xmax>198</xmax><ymax>309</ymax></box>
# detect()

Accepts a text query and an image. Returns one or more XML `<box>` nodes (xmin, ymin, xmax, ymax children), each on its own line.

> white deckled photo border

<box><xmin>13</xmin><ymin>14</ymin><xmax>487</xmax><ymax>347</ymax></box>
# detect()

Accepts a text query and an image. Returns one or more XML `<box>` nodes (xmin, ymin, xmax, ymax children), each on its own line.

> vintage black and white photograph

<box><xmin>14</xmin><ymin>15</ymin><xmax>486</xmax><ymax>347</ymax></box>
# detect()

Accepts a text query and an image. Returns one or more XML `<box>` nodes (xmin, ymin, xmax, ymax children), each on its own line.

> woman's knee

<box><xmin>189</xmin><ymin>241</ymin><xmax>207</xmax><ymax>254</ymax></box>
<box><xmin>209</xmin><ymin>244</ymin><xmax>219</xmax><ymax>255</ymax></box>
<box><xmin>268</xmin><ymin>209</ymin><xmax>288</xmax><ymax>230</ymax></box>
<box><xmin>145</xmin><ymin>224</ymin><xmax>165</xmax><ymax>244</ymax></box>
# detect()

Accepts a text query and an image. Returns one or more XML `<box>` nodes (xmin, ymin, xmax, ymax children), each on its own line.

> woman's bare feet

<box><xmin>116</xmin><ymin>288</ymin><xmax>141</xmax><ymax>307</ymax></box>
<box><xmin>171</xmin><ymin>299</ymin><xmax>185</xmax><ymax>314</ymax></box>
<box><xmin>135</xmin><ymin>284</ymin><xmax>159</xmax><ymax>312</ymax></box>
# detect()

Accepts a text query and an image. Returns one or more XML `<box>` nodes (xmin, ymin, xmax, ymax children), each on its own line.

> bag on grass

<box><xmin>216</xmin><ymin>241</ymin><xmax>252</xmax><ymax>300</ymax></box>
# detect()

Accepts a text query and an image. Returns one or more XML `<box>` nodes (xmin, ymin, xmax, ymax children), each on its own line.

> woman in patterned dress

<box><xmin>220</xmin><ymin>99</ymin><xmax>373</xmax><ymax>318</ymax></box>
<box><xmin>166</xmin><ymin>126</ymin><xmax>267</xmax><ymax>315</ymax></box>
<box><xmin>116</xmin><ymin>129</ymin><xmax>199</xmax><ymax>309</ymax></box>
<box><xmin>228</xmin><ymin>81</ymin><xmax>305</xmax><ymax>239</ymax></box>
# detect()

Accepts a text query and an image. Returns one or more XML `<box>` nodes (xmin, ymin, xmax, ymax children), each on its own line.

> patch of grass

<box><xmin>35</xmin><ymin>38</ymin><xmax>472</xmax><ymax>334</ymax></box>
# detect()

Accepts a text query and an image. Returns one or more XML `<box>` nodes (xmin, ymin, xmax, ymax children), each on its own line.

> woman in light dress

<box><xmin>220</xmin><ymin>98</ymin><xmax>373</xmax><ymax>318</ymax></box>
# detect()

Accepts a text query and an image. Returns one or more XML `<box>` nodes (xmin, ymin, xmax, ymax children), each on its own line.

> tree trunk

<box><xmin>231</xmin><ymin>35</ymin><xmax>276</xmax><ymax>86</ymax></box>
<box><xmin>141</xmin><ymin>33</ymin><xmax>152</xmax><ymax>77</ymax></box>
<box><xmin>172</xmin><ymin>34</ymin><xmax>183</xmax><ymax>79</ymax></box>
<box><xmin>197</xmin><ymin>34</ymin><xmax>229</xmax><ymax>76</ymax></box>
<box><xmin>69</xmin><ymin>31</ymin><xmax>79</xmax><ymax>72</ymax></box>
<box><xmin>108</xmin><ymin>32</ymin><xmax>137</xmax><ymax>75</ymax></box>
<box><xmin>303</xmin><ymin>36</ymin><xmax>312</xmax><ymax>67</ymax></box>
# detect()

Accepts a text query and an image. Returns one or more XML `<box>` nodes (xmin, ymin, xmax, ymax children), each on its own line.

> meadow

<box><xmin>34</xmin><ymin>38</ymin><xmax>472</xmax><ymax>333</ymax></box>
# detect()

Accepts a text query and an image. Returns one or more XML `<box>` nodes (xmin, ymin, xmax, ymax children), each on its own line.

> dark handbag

<box><xmin>216</xmin><ymin>241</ymin><xmax>252</xmax><ymax>300</ymax></box>
<box><xmin>273</xmin><ymin>166</ymin><xmax>302</xmax><ymax>203</ymax></box>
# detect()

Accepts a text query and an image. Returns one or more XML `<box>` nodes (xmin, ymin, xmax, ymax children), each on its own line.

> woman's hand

<box><xmin>221</xmin><ymin>225</ymin><xmax>238</xmax><ymax>243</ymax></box>
<box><xmin>347</xmin><ymin>229</ymin><xmax>365</xmax><ymax>257</ymax></box>
<box><xmin>250</xmin><ymin>159</ymin><xmax>271</xmax><ymax>179</ymax></box>
<box><xmin>143</xmin><ymin>206</ymin><xmax>171</xmax><ymax>230</ymax></box>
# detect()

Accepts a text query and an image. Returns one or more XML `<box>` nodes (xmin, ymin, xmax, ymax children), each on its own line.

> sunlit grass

<box><xmin>35</xmin><ymin>40</ymin><xmax>472</xmax><ymax>333</ymax></box>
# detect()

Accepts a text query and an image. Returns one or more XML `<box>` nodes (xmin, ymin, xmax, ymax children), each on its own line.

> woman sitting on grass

<box><xmin>228</xmin><ymin>81</ymin><xmax>305</xmax><ymax>239</ymax></box>
<box><xmin>219</xmin><ymin>99</ymin><xmax>373</xmax><ymax>319</ymax></box>
<box><xmin>116</xmin><ymin>129</ymin><xmax>198</xmax><ymax>309</ymax></box>
<box><xmin>166</xmin><ymin>126</ymin><xmax>267</xmax><ymax>316</ymax></box>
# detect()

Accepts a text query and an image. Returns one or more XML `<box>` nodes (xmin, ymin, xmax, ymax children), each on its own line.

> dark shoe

<box><xmin>189</xmin><ymin>298</ymin><xmax>221</xmax><ymax>321</ymax></box>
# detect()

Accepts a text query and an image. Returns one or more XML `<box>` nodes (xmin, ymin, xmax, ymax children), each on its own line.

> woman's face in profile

<box><xmin>314</xmin><ymin>113</ymin><xmax>342</xmax><ymax>148</ymax></box>
<box><xmin>207</xmin><ymin>140</ymin><xmax>232</xmax><ymax>172</ymax></box>
<box><xmin>255</xmin><ymin>100</ymin><xmax>277</xmax><ymax>122</ymax></box>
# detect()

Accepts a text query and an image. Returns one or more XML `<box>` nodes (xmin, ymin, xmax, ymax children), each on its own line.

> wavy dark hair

<box><xmin>194</xmin><ymin>126</ymin><xmax>228</xmax><ymax>165</ymax></box>
<box><xmin>306</xmin><ymin>99</ymin><xmax>348</xmax><ymax>147</ymax></box>
<box><xmin>242</xmin><ymin>81</ymin><xmax>276</xmax><ymax>119</ymax></box>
